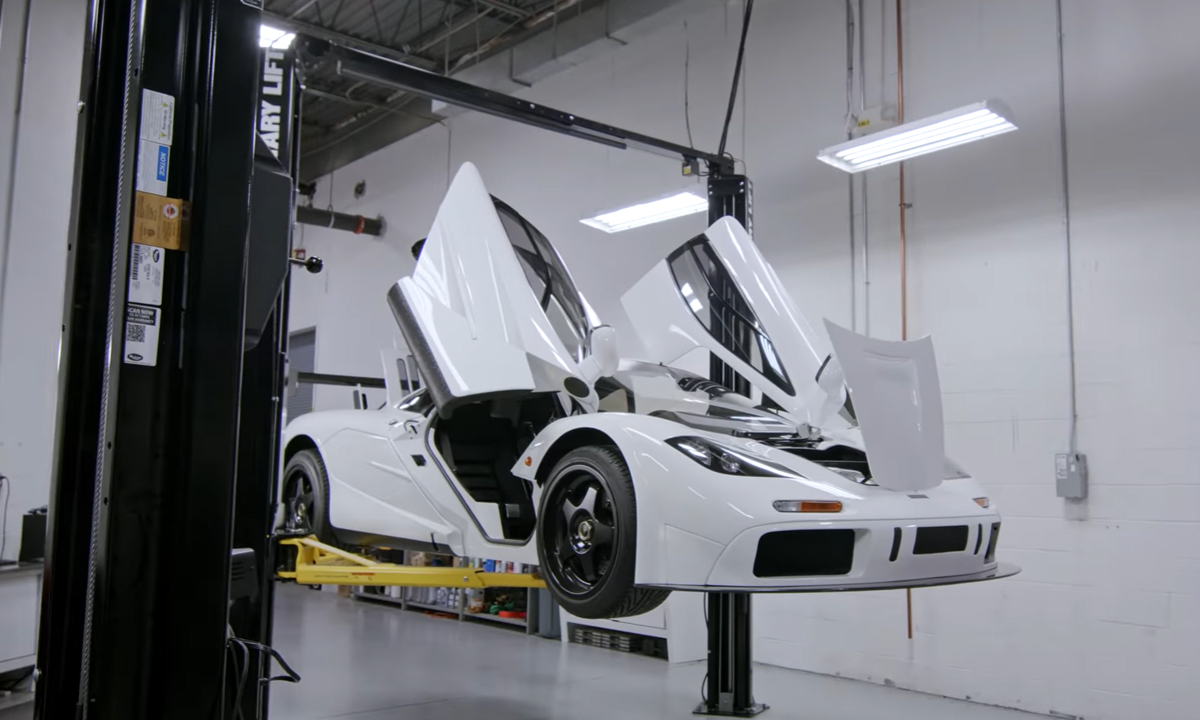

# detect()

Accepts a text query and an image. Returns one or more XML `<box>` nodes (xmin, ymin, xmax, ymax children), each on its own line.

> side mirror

<box><xmin>589</xmin><ymin>325</ymin><xmax>620</xmax><ymax>378</ymax></box>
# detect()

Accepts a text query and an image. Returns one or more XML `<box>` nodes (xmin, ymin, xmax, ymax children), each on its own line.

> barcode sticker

<box><xmin>123</xmin><ymin>304</ymin><xmax>159</xmax><ymax>366</ymax></box>
<box><xmin>128</xmin><ymin>243</ymin><xmax>164</xmax><ymax>306</ymax></box>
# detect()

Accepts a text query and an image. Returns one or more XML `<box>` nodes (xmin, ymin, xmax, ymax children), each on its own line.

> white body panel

<box><xmin>283</xmin><ymin>408</ymin><xmax>537</xmax><ymax>566</ymax></box>
<box><xmin>513</xmin><ymin>413</ymin><xmax>999</xmax><ymax>589</ymax></box>
<box><xmin>280</xmin><ymin>164</ymin><xmax>1006</xmax><ymax>597</ymax></box>
<box><xmin>390</xmin><ymin>162</ymin><xmax>593</xmax><ymax>413</ymax></box>
<box><xmin>825</xmin><ymin>320</ymin><xmax>946</xmax><ymax>492</ymax></box>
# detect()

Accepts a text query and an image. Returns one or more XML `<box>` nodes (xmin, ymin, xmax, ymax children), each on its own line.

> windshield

<box><xmin>494</xmin><ymin>198</ymin><xmax>591</xmax><ymax>362</ymax></box>
<box><xmin>595</xmin><ymin>360</ymin><xmax>799</xmax><ymax>438</ymax></box>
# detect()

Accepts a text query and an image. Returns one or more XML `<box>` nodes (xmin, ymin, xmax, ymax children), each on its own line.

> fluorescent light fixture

<box><xmin>260</xmin><ymin>25</ymin><xmax>296</xmax><ymax>49</ymax></box>
<box><xmin>817</xmin><ymin>100</ymin><xmax>1017</xmax><ymax>173</ymax></box>
<box><xmin>581</xmin><ymin>190</ymin><xmax>707</xmax><ymax>233</ymax></box>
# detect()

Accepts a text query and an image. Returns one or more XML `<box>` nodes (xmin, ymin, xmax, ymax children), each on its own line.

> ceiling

<box><xmin>263</xmin><ymin>0</ymin><xmax>608</xmax><ymax>181</ymax></box>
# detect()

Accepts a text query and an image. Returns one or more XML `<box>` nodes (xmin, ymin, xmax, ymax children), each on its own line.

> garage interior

<box><xmin>0</xmin><ymin>1</ymin><xmax>1197</xmax><ymax>720</ymax></box>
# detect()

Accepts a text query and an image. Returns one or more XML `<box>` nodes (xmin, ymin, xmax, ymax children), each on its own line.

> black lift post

<box><xmin>305</xmin><ymin>41</ymin><xmax>766</xmax><ymax>717</ymax></box>
<box><xmin>699</xmin><ymin>173</ymin><xmax>764</xmax><ymax>718</ymax></box>
<box><xmin>36</xmin><ymin>0</ymin><xmax>297</xmax><ymax>717</ymax></box>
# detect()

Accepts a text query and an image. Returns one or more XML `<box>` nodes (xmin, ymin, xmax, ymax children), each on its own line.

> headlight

<box><xmin>667</xmin><ymin>436</ymin><xmax>800</xmax><ymax>478</ymax></box>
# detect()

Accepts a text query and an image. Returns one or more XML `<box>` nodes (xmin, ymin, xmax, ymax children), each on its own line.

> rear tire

<box><xmin>281</xmin><ymin>449</ymin><xmax>335</xmax><ymax>545</ymax></box>
<box><xmin>536</xmin><ymin>446</ymin><xmax>670</xmax><ymax>619</ymax></box>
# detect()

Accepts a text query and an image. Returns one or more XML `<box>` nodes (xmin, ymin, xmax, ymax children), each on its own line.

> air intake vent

<box><xmin>984</xmin><ymin>523</ymin><xmax>1001</xmax><ymax>562</ymax></box>
<box><xmin>753</xmin><ymin>529</ymin><xmax>855</xmax><ymax>578</ymax></box>
<box><xmin>913</xmin><ymin>526</ymin><xmax>969</xmax><ymax>555</ymax></box>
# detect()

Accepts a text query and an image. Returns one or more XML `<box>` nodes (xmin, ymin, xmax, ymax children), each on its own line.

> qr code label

<box><xmin>123</xmin><ymin>304</ymin><xmax>159</xmax><ymax>366</ymax></box>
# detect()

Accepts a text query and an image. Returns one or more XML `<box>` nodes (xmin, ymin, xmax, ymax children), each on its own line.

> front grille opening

<box><xmin>913</xmin><ymin>525</ymin><xmax>969</xmax><ymax>555</ymax></box>
<box><xmin>974</xmin><ymin>523</ymin><xmax>983</xmax><ymax>555</ymax></box>
<box><xmin>984</xmin><ymin>522</ymin><xmax>1001</xmax><ymax>562</ymax></box>
<box><xmin>889</xmin><ymin>527</ymin><xmax>902</xmax><ymax>562</ymax></box>
<box><xmin>753</xmin><ymin>529</ymin><xmax>855</xmax><ymax>578</ymax></box>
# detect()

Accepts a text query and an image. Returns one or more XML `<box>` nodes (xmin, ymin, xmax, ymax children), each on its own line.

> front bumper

<box><xmin>666</xmin><ymin>513</ymin><xmax>1004</xmax><ymax>590</ymax></box>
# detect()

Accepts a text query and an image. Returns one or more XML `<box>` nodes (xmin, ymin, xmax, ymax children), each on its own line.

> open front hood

<box><xmin>621</xmin><ymin>217</ymin><xmax>846</xmax><ymax>428</ymax></box>
<box><xmin>825</xmin><ymin>320</ymin><xmax>945</xmax><ymax>492</ymax></box>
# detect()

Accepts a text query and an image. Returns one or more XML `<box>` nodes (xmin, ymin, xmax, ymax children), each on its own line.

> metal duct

<box><xmin>295</xmin><ymin>204</ymin><xmax>385</xmax><ymax>236</ymax></box>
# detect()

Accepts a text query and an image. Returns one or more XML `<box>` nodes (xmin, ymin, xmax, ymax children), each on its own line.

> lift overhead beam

<box><xmin>301</xmin><ymin>40</ymin><xmax>736</xmax><ymax>176</ymax></box>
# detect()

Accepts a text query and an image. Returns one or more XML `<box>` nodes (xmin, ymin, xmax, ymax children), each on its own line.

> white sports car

<box><xmin>279</xmin><ymin>163</ymin><xmax>1004</xmax><ymax>619</ymax></box>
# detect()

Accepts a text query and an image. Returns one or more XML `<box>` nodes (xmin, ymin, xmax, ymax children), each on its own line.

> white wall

<box><xmin>0</xmin><ymin>0</ymin><xmax>90</xmax><ymax>561</ymax></box>
<box><xmin>289</xmin><ymin>2</ymin><xmax>1200</xmax><ymax>718</ymax></box>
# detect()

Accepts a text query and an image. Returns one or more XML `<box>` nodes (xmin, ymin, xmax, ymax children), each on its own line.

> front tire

<box><xmin>281</xmin><ymin>449</ymin><xmax>335</xmax><ymax>545</ymax></box>
<box><xmin>536</xmin><ymin>446</ymin><xmax>670</xmax><ymax>619</ymax></box>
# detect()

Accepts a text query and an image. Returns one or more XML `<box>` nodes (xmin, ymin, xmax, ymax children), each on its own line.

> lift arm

<box><xmin>276</xmin><ymin>536</ymin><xmax>546</xmax><ymax>589</ymax></box>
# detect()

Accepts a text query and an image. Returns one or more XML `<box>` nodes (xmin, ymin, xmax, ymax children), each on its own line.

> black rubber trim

<box><xmin>388</xmin><ymin>282</ymin><xmax>456</xmax><ymax>412</ymax></box>
<box><xmin>889</xmin><ymin>527</ymin><xmax>902</xmax><ymax>562</ymax></box>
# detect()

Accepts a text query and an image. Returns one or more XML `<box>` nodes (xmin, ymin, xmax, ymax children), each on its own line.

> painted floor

<box><xmin>268</xmin><ymin>584</ymin><xmax>1043</xmax><ymax>720</ymax></box>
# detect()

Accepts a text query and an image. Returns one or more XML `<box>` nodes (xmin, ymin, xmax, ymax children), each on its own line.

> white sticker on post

<box><xmin>139</xmin><ymin>89</ymin><xmax>175</xmax><ymax>145</ymax></box>
<box><xmin>137</xmin><ymin>140</ymin><xmax>170</xmax><ymax>196</ymax></box>
<box><xmin>124</xmin><ymin>304</ymin><xmax>160</xmax><ymax>366</ymax></box>
<box><xmin>128</xmin><ymin>243</ymin><xmax>164</xmax><ymax>306</ymax></box>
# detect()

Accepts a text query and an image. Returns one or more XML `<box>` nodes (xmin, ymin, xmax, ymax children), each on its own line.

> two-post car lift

<box><xmin>297</xmin><ymin>38</ymin><xmax>767</xmax><ymax>717</ymax></box>
<box><xmin>36</xmin><ymin>1</ymin><xmax>762</xmax><ymax>717</ymax></box>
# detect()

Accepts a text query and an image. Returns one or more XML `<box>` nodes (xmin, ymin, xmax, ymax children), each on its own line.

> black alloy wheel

<box><xmin>548</xmin><ymin>465</ymin><xmax>617</xmax><ymax>594</ymax></box>
<box><xmin>537</xmin><ymin>446</ymin><xmax>670</xmax><ymax>619</ymax></box>
<box><xmin>281</xmin><ymin>448</ymin><xmax>333</xmax><ymax>544</ymax></box>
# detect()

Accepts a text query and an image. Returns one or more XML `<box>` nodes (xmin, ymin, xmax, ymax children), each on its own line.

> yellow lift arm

<box><xmin>276</xmin><ymin>535</ymin><xmax>545</xmax><ymax>589</ymax></box>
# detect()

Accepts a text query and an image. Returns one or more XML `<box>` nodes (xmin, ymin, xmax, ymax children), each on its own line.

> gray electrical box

<box><xmin>1055</xmin><ymin>452</ymin><xmax>1088</xmax><ymax>499</ymax></box>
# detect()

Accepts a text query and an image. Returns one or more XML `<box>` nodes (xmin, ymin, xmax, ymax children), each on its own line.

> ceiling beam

<box><xmin>411</xmin><ymin>7</ymin><xmax>494</xmax><ymax>55</ymax></box>
<box><xmin>262</xmin><ymin>12</ymin><xmax>439</xmax><ymax>69</ymax></box>
<box><xmin>448</xmin><ymin>0</ymin><xmax>532</xmax><ymax>19</ymax></box>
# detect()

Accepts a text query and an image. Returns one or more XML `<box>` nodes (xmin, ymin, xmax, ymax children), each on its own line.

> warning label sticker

<box><xmin>123</xmin><ymin>304</ymin><xmax>160</xmax><ymax>366</ymax></box>
<box><xmin>128</xmin><ymin>243</ymin><xmax>164</xmax><ymax>306</ymax></box>
<box><xmin>137</xmin><ymin>140</ymin><xmax>170</xmax><ymax>196</ymax></box>
<box><xmin>139</xmin><ymin>89</ymin><xmax>175</xmax><ymax>146</ymax></box>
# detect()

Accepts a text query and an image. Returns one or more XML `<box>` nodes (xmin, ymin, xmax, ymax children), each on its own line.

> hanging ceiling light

<box><xmin>817</xmin><ymin>100</ymin><xmax>1017</xmax><ymax>173</ymax></box>
<box><xmin>580</xmin><ymin>191</ymin><xmax>708</xmax><ymax>234</ymax></box>
<box><xmin>260</xmin><ymin>25</ymin><xmax>296</xmax><ymax>50</ymax></box>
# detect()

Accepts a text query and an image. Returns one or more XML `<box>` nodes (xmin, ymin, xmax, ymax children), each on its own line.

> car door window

<box><xmin>667</xmin><ymin>237</ymin><xmax>794</xmax><ymax>395</ymax></box>
<box><xmin>494</xmin><ymin>199</ymin><xmax>591</xmax><ymax>363</ymax></box>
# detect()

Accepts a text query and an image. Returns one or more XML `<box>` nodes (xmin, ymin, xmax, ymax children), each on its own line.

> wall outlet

<box><xmin>1055</xmin><ymin>452</ymin><xmax>1088</xmax><ymax>499</ymax></box>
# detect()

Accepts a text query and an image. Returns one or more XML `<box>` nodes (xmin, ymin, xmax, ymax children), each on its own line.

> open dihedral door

<box><xmin>388</xmin><ymin>163</ymin><xmax>594</xmax><ymax>415</ymax></box>
<box><xmin>621</xmin><ymin>217</ymin><xmax>847</xmax><ymax>428</ymax></box>
<box><xmin>622</xmin><ymin>215</ymin><xmax>949</xmax><ymax>493</ymax></box>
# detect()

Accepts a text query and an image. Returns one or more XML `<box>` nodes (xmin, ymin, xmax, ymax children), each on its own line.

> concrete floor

<box><xmin>269</xmin><ymin>584</ymin><xmax>1042</xmax><ymax>720</ymax></box>
<box><xmin>0</xmin><ymin>585</ymin><xmax>1042</xmax><ymax>720</ymax></box>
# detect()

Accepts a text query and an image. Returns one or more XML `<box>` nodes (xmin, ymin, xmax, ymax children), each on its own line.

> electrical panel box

<box><xmin>1055</xmin><ymin>452</ymin><xmax>1088</xmax><ymax>499</ymax></box>
<box><xmin>851</xmin><ymin>105</ymin><xmax>898</xmax><ymax>138</ymax></box>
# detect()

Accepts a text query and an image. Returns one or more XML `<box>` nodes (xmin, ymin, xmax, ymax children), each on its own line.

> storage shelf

<box><xmin>464</xmin><ymin>611</ymin><xmax>526</xmax><ymax>627</ymax></box>
<box><xmin>353</xmin><ymin>590</ymin><xmax>404</xmax><ymax>607</ymax></box>
<box><xmin>347</xmin><ymin>549</ymin><xmax>542</xmax><ymax>636</ymax></box>
<box><xmin>406</xmin><ymin>600</ymin><xmax>461</xmax><ymax>614</ymax></box>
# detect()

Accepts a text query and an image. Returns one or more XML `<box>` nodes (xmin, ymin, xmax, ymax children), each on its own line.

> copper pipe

<box><xmin>897</xmin><ymin>0</ymin><xmax>913</xmax><ymax>642</ymax></box>
<box><xmin>896</xmin><ymin>0</ymin><xmax>907</xmax><ymax>344</ymax></box>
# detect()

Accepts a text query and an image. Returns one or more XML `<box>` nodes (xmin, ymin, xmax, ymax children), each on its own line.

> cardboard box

<box><xmin>133</xmin><ymin>191</ymin><xmax>189</xmax><ymax>251</ymax></box>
